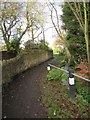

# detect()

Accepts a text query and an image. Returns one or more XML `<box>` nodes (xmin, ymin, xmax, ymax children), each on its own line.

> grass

<box><xmin>41</xmin><ymin>80</ymin><xmax>89</xmax><ymax>118</ymax></box>
<box><xmin>41</xmin><ymin>53</ymin><xmax>90</xmax><ymax>118</ymax></box>
<box><xmin>75</xmin><ymin>78</ymin><xmax>90</xmax><ymax>103</ymax></box>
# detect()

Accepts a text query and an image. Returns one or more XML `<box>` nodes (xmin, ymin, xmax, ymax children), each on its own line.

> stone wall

<box><xmin>2</xmin><ymin>49</ymin><xmax>53</xmax><ymax>84</ymax></box>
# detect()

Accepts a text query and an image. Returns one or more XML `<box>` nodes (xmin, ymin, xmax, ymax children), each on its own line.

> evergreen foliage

<box><xmin>61</xmin><ymin>3</ymin><xmax>87</xmax><ymax>63</ymax></box>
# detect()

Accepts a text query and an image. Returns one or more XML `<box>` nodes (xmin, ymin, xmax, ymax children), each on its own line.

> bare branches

<box><xmin>34</xmin><ymin>26</ymin><xmax>54</xmax><ymax>40</ymax></box>
<box><xmin>47</xmin><ymin>1</ymin><xmax>71</xmax><ymax>58</ymax></box>
<box><xmin>48</xmin><ymin>2</ymin><xmax>64</xmax><ymax>40</ymax></box>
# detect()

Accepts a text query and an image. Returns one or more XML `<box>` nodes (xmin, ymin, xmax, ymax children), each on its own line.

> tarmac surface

<box><xmin>2</xmin><ymin>59</ymin><xmax>54</xmax><ymax>118</ymax></box>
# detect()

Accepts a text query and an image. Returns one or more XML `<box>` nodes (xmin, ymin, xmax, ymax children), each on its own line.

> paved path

<box><xmin>2</xmin><ymin>59</ymin><xmax>53</xmax><ymax>118</ymax></box>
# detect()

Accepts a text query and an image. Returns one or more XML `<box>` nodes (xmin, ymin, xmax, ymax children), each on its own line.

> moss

<box><xmin>2</xmin><ymin>50</ymin><xmax>53</xmax><ymax>84</ymax></box>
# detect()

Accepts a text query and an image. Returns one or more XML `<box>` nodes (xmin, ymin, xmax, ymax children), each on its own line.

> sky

<box><xmin>1</xmin><ymin>0</ymin><xmax>64</xmax><ymax>2</ymax></box>
<box><xmin>44</xmin><ymin>3</ymin><xmax>63</xmax><ymax>47</ymax></box>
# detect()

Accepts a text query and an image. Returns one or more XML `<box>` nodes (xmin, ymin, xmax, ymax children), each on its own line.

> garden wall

<box><xmin>2</xmin><ymin>49</ymin><xmax>53</xmax><ymax>84</ymax></box>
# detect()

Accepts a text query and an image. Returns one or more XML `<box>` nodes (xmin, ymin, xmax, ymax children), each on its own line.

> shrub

<box><xmin>68</xmin><ymin>57</ymin><xmax>76</xmax><ymax>69</ymax></box>
<box><xmin>10</xmin><ymin>38</ymin><xmax>20</xmax><ymax>54</ymax></box>
<box><xmin>38</xmin><ymin>43</ymin><xmax>49</xmax><ymax>50</ymax></box>
<box><xmin>76</xmin><ymin>80</ymin><xmax>89</xmax><ymax>103</ymax></box>
<box><xmin>47</xmin><ymin>68</ymin><xmax>68</xmax><ymax>82</ymax></box>
<box><xmin>54</xmin><ymin>53</ymin><xmax>69</xmax><ymax>68</ymax></box>
<box><xmin>47</xmin><ymin>69</ymin><xmax>63</xmax><ymax>81</ymax></box>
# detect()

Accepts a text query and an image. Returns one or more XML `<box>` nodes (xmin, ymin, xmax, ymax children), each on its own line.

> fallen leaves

<box><xmin>76</xmin><ymin>62</ymin><xmax>90</xmax><ymax>79</ymax></box>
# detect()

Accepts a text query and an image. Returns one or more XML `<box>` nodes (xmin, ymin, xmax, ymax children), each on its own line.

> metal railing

<box><xmin>48</xmin><ymin>64</ymin><xmax>90</xmax><ymax>82</ymax></box>
<box><xmin>47</xmin><ymin>63</ymin><xmax>90</xmax><ymax>100</ymax></box>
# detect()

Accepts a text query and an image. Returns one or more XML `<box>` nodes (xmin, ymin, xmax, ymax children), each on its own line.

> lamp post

<box><xmin>69</xmin><ymin>70</ymin><xmax>75</xmax><ymax>101</ymax></box>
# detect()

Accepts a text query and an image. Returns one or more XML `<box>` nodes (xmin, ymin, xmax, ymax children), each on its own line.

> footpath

<box><xmin>2</xmin><ymin>59</ymin><xmax>53</xmax><ymax>118</ymax></box>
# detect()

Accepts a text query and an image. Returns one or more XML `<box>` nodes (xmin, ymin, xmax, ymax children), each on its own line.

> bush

<box><xmin>54</xmin><ymin>53</ymin><xmax>69</xmax><ymax>68</ymax></box>
<box><xmin>25</xmin><ymin>42</ymin><xmax>50</xmax><ymax>51</ymax></box>
<box><xmin>56</xmin><ymin>53</ymin><xmax>76</xmax><ymax>69</ymax></box>
<box><xmin>68</xmin><ymin>57</ymin><xmax>76</xmax><ymax>69</ymax></box>
<box><xmin>47</xmin><ymin>68</ymin><xmax>68</xmax><ymax>83</ymax></box>
<box><xmin>10</xmin><ymin>38</ymin><xmax>20</xmax><ymax>54</ymax></box>
<box><xmin>38</xmin><ymin>43</ymin><xmax>49</xmax><ymax>50</ymax></box>
<box><xmin>47</xmin><ymin>69</ymin><xmax>63</xmax><ymax>81</ymax></box>
<box><xmin>76</xmin><ymin>80</ymin><xmax>89</xmax><ymax>103</ymax></box>
<box><xmin>68</xmin><ymin>43</ymin><xmax>86</xmax><ymax>63</ymax></box>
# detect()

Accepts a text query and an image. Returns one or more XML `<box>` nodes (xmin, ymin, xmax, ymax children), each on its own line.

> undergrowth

<box><xmin>47</xmin><ymin>68</ymin><xmax>68</xmax><ymax>82</ymax></box>
<box><xmin>41</xmin><ymin>53</ymin><xmax>90</xmax><ymax>118</ymax></box>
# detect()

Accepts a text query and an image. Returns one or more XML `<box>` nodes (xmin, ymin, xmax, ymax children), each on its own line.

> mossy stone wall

<box><xmin>2</xmin><ymin>49</ymin><xmax>53</xmax><ymax>84</ymax></box>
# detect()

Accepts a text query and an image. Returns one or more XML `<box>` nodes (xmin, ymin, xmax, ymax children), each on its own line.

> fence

<box><xmin>47</xmin><ymin>64</ymin><xmax>90</xmax><ymax>100</ymax></box>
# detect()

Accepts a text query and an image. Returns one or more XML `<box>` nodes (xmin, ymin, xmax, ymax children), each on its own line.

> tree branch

<box><xmin>67</xmin><ymin>1</ymin><xmax>84</xmax><ymax>31</ymax></box>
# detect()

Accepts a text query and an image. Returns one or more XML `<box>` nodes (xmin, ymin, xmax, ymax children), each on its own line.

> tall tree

<box><xmin>0</xmin><ymin>2</ymin><xmax>31</xmax><ymax>51</ymax></box>
<box><xmin>0</xmin><ymin>1</ymin><xmax>46</xmax><ymax>51</ymax></box>
<box><xmin>66</xmin><ymin>1</ymin><xmax>90</xmax><ymax>70</ymax></box>
<box><xmin>0</xmin><ymin>2</ymin><xmax>21</xmax><ymax>50</ymax></box>
<box><xmin>48</xmin><ymin>1</ymin><xmax>71</xmax><ymax>59</ymax></box>
<box><xmin>26</xmin><ymin>1</ymin><xmax>46</xmax><ymax>43</ymax></box>
<box><xmin>61</xmin><ymin>2</ymin><xmax>86</xmax><ymax>63</ymax></box>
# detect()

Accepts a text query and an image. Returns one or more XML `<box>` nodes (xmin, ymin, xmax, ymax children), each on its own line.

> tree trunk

<box><xmin>31</xmin><ymin>20</ymin><xmax>34</xmax><ymax>43</ymax></box>
<box><xmin>42</xmin><ymin>26</ymin><xmax>45</xmax><ymax>44</ymax></box>
<box><xmin>83</xmin><ymin>2</ymin><xmax>90</xmax><ymax>71</ymax></box>
<box><xmin>50</xmin><ymin>5</ymin><xmax>71</xmax><ymax>59</ymax></box>
<box><xmin>31</xmin><ymin>26</ymin><xmax>34</xmax><ymax>42</ymax></box>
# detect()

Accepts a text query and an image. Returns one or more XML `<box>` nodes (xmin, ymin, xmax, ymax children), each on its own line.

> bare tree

<box><xmin>26</xmin><ymin>1</ymin><xmax>46</xmax><ymax>44</ymax></box>
<box><xmin>48</xmin><ymin>1</ymin><xmax>71</xmax><ymax>58</ymax></box>
<box><xmin>0</xmin><ymin>2</ymin><xmax>31</xmax><ymax>51</ymax></box>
